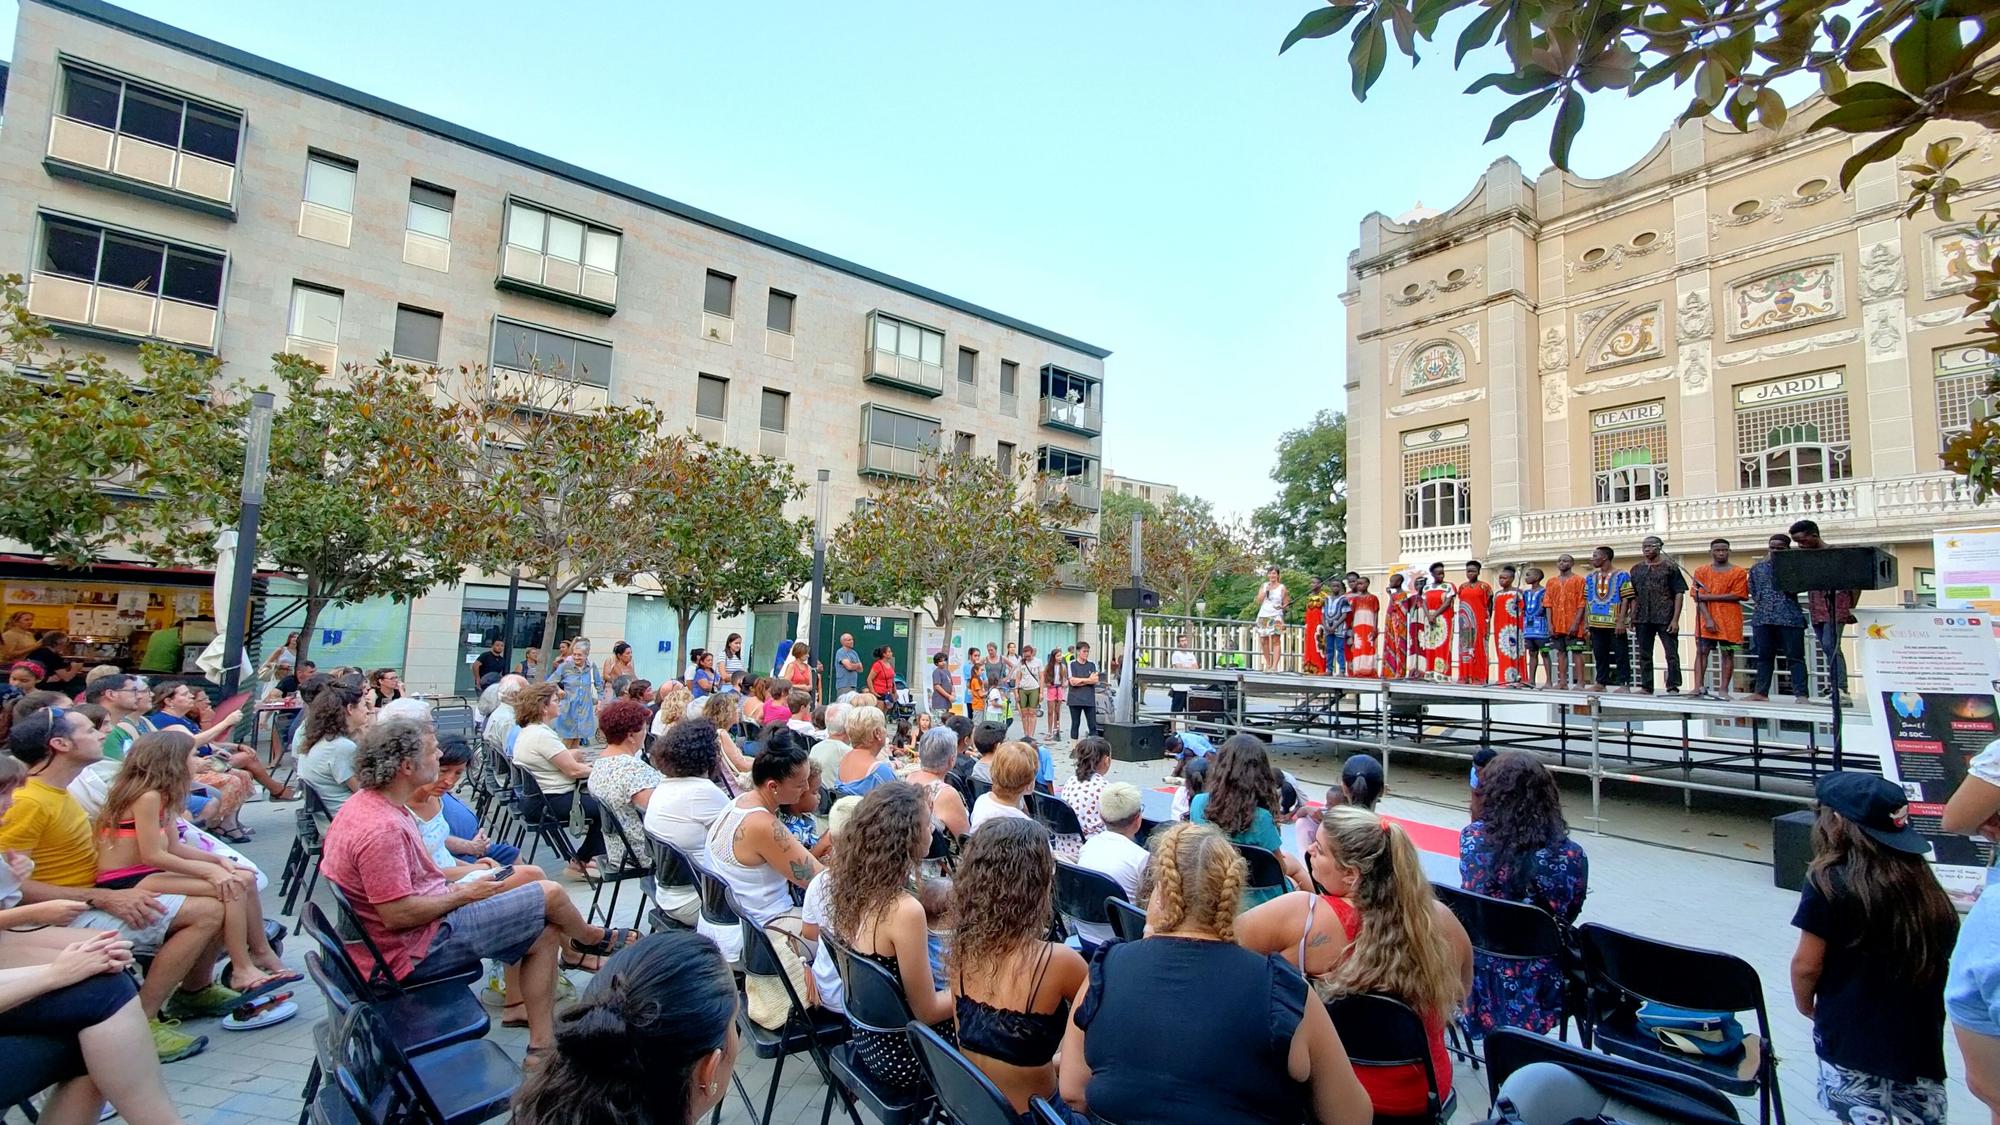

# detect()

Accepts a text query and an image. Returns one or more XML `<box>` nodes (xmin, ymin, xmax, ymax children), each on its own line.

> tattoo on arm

<box><xmin>789</xmin><ymin>860</ymin><xmax>814</xmax><ymax>884</ymax></box>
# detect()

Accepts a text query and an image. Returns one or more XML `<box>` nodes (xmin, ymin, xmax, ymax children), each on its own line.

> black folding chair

<box><xmin>327</xmin><ymin>1003</ymin><xmax>518</xmax><ymax>1125</ymax></box>
<box><xmin>908</xmin><ymin>1020</ymin><xmax>1024</xmax><ymax>1125</ymax></box>
<box><xmin>740</xmin><ymin>919</ymin><xmax>858</xmax><ymax>1125</ymax></box>
<box><xmin>688</xmin><ymin>864</ymin><xmax>743</xmax><ymax>959</ymax></box>
<box><xmin>968</xmin><ymin>777</ymin><xmax>992</xmax><ymax>803</ymax></box>
<box><xmin>1025</xmin><ymin>791</ymin><xmax>1084</xmax><ymax>838</ymax></box>
<box><xmin>1105</xmin><ymin>897</ymin><xmax>1148</xmax><ymax>943</ymax></box>
<box><xmin>508</xmin><ymin>764</ymin><xmax>580</xmax><ymax>867</ymax></box>
<box><xmin>1051</xmin><ymin>861</ymin><xmax>1127</xmax><ymax>951</ymax></box>
<box><xmin>281</xmin><ymin>806</ymin><xmax>326</xmax><ymax>919</ymax></box>
<box><xmin>315</xmin><ymin>889</ymin><xmax>481</xmax><ymax>997</ymax></box>
<box><xmin>645</xmin><ymin>833</ymin><xmax>700</xmax><ymax>933</ymax></box>
<box><xmin>297</xmin><ymin>951</ymin><xmax>493</xmax><ymax>1125</ymax></box>
<box><xmin>1233</xmin><ymin>843</ymin><xmax>1289</xmax><ymax>900</ymax></box>
<box><xmin>1578</xmin><ymin>922</ymin><xmax>1785</xmax><ymax>1125</ymax></box>
<box><xmin>583</xmin><ymin>789</ymin><xmax>651</xmax><ymax>931</ymax></box>
<box><xmin>1483</xmin><ymin>1028</ymin><xmax>1739</xmax><ymax>1125</ymax></box>
<box><xmin>1028</xmin><ymin>1099</ymin><xmax>1070</xmax><ymax>1125</ymax></box>
<box><xmin>824</xmin><ymin>937</ymin><xmax>938</xmax><ymax>1124</ymax></box>
<box><xmin>1432</xmin><ymin>881</ymin><xmax>1579</xmax><ymax>1052</ymax></box>
<box><xmin>1325</xmin><ymin>992</ymin><xmax>1455</xmax><ymax>1125</ymax></box>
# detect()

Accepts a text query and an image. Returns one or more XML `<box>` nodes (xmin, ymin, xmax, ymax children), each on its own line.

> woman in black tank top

<box><xmin>1058</xmin><ymin>823</ymin><xmax>1371</xmax><ymax>1125</ymax></box>
<box><xmin>950</xmin><ymin>818</ymin><xmax>1088</xmax><ymax>1114</ymax></box>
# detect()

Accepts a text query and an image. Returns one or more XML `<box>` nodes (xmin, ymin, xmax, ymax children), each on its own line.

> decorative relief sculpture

<box><xmin>1542</xmin><ymin>370</ymin><xmax>1568</xmax><ymax>420</ymax></box>
<box><xmin>1866</xmin><ymin>303</ymin><xmax>1903</xmax><ymax>358</ymax></box>
<box><xmin>1574</xmin><ymin>302</ymin><xmax>1624</xmax><ymax>356</ymax></box>
<box><xmin>1857</xmin><ymin>240</ymin><xmax>1906</xmax><ymax>301</ymax></box>
<box><xmin>1448</xmin><ymin>322</ymin><xmax>1482</xmax><ymax>362</ymax></box>
<box><xmin>1387</xmin><ymin>386</ymin><xmax>1486</xmax><ymax>418</ymax></box>
<box><xmin>1728</xmin><ymin>258</ymin><xmax>1841</xmax><ymax>338</ymax></box>
<box><xmin>1539</xmin><ymin>326</ymin><xmax>1566</xmax><ymax>373</ymax></box>
<box><xmin>1589</xmin><ymin>304</ymin><xmax>1664</xmax><ymax>370</ymax></box>
<box><xmin>1405</xmin><ymin>341</ymin><xmax>1467</xmax><ymax>392</ymax></box>
<box><xmin>1706</xmin><ymin>186</ymin><xmax>1840</xmax><ymax>239</ymax></box>
<box><xmin>1926</xmin><ymin>226</ymin><xmax>2000</xmax><ymax>296</ymax></box>
<box><xmin>1681</xmin><ymin>342</ymin><xmax>1711</xmax><ymax>392</ymax></box>
<box><xmin>1388</xmin><ymin>266</ymin><xmax>1484</xmax><ymax>306</ymax></box>
<box><xmin>1675</xmin><ymin>289</ymin><xmax>1712</xmax><ymax>344</ymax></box>
<box><xmin>1572</xmin><ymin>364</ymin><xmax>1675</xmax><ymax>397</ymax></box>
<box><xmin>1565</xmin><ymin>233</ymin><xmax>1672</xmax><ymax>280</ymax></box>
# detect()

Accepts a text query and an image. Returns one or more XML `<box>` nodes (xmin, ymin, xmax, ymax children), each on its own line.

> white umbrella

<box><xmin>196</xmin><ymin>527</ymin><xmax>252</xmax><ymax>683</ymax></box>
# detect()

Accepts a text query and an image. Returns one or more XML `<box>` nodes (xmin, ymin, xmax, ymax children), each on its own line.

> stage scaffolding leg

<box><xmin>1587</xmin><ymin>697</ymin><xmax>1605</xmax><ymax>837</ymax></box>
<box><xmin>1378</xmin><ymin>684</ymin><xmax>1393</xmax><ymax>782</ymax></box>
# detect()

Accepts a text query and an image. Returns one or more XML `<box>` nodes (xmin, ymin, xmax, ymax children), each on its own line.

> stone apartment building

<box><xmin>0</xmin><ymin>0</ymin><xmax>1108</xmax><ymax>691</ymax></box>
<box><xmin>1344</xmin><ymin>98</ymin><xmax>2000</xmax><ymax>608</ymax></box>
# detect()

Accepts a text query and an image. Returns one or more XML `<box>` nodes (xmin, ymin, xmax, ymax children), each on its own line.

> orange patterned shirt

<box><xmin>1544</xmin><ymin>573</ymin><xmax>1586</xmax><ymax>637</ymax></box>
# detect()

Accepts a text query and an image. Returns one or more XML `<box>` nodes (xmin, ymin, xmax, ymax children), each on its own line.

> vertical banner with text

<box><xmin>1857</xmin><ymin>608</ymin><xmax>2000</xmax><ymax>906</ymax></box>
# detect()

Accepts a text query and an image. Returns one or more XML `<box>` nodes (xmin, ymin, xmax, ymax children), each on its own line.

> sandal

<box><xmin>270</xmin><ymin>787</ymin><xmax>304</xmax><ymax>802</ymax></box>
<box><xmin>568</xmin><ymin>927</ymin><xmax>640</xmax><ymax>957</ymax></box>
<box><xmin>559</xmin><ymin>950</ymin><xmax>604</xmax><ymax>973</ymax></box>
<box><xmin>502</xmin><ymin>1003</ymin><xmax>529</xmax><ymax>1028</ymax></box>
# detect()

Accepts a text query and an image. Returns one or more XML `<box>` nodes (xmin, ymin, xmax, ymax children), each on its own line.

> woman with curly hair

<box><xmin>1060</xmin><ymin>822</ymin><xmax>1369</xmax><ymax>1125</ymax></box>
<box><xmin>1240</xmin><ymin>805</ymin><xmax>1471</xmax><ymax>1119</ymax></box>
<box><xmin>1457</xmin><ymin>751</ymin><xmax>1587</xmax><ymax>1036</ymax></box>
<box><xmin>297</xmin><ymin>681</ymin><xmax>372</xmax><ymax>816</ymax></box>
<box><xmin>697</xmin><ymin>691</ymin><xmax>753</xmax><ymax>789</ymax></box>
<box><xmin>511</xmin><ymin>930</ymin><xmax>741</xmax><ymax>1125</ymax></box>
<box><xmin>1190</xmin><ymin>735</ymin><xmax>1306</xmax><ymax>906</ymax></box>
<box><xmin>641</xmin><ymin>718</ymin><xmax>730</xmax><ymax>931</ymax></box>
<box><xmin>828</xmin><ymin>781</ymin><xmax>953</xmax><ymax>1094</ymax></box>
<box><xmin>951</xmin><ymin>817</ymin><xmax>1087</xmax><ymax>1114</ymax></box>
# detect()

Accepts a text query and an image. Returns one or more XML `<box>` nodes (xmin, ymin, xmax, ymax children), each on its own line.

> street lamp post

<box><xmin>809</xmin><ymin>469</ymin><xmax>830</xmax><ymax>691</ymax></box>
<box><xmin>220</xmin><ymin>391</ymin><xmax>275</xmax><ymax>698</ymax></box>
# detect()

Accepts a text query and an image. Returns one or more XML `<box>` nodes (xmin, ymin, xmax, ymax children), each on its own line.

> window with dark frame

<box><xmin>1000</xmin><ymin>359</ymin><xmax>1018</xmax><ymax>397</ymax></box>
<box><xmin>392</xmin><ymin>306</ymin><xmax>443</xmax><ymax>364</ymax></box>
<box><xmin>997</xmin><ymin>440</ymin><xmax>1016</xmax><ymax>474</ymax></box>
<box><xmin>38</xmin><ymin>215</ymin><xmax>224</xmax><ymax>307</ymax></box>
<box><xmin>767</xmin><ymin>290</ymin><xmax>795</xmax><ymax>334</ymax></box>
<box><xmin>304</xmin><ymin>153</ymin><xmax>356</xmax><ymax>213</ymax></box>
<box><xmin>696</xmin><ymin>374</ymin><xmax>729</xmax><ymax>420</ymax></box>
<box><xmin>761</xmin><ymin>389</ymin><xmax>790</xmax><ymax>433</ymax></box>
<box><xmin>407</xmin><ymin>182</ymin><xmax>454</xmax><ymax>239</ymax></box>
<box><xmin>958</xmin><ymin>348</ymin><xmax>977</xmax><ymax>386</ymax></box>
<box><xmin>704</xmin><ymin>271</ymin><xmax>735</xmax><ymax>317</ymax></box>
<box><xmin>58</xmin><ymin>64</ymin><xmax>243</xmax><ymax>165</ymax></box>
<box><xmin>488</xmin><ymin>319</ymin><xmax>614</xmax><ymax>387</ymax></box>
<box><xmin>287</xmin><ymin>283</ymin><xmax>343</xmax><ymax>344</ymax></box>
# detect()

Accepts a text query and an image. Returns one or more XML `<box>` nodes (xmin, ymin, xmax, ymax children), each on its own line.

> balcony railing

<box><xmin>1040</xmin><ymin>395</ymin><xmax>1103</xmax><ymax>437</ymax></box>
<box><xmin>1054</xmin><ymin>558</ymin><xmax>1091</xmax><ymax>590</ymax></box>
<box><xmin>1399</xmin><ymin>524</ymin><xmax>1472</xmax><ymax>562</ymax></box>
<box><xmin>28</xmin><ymin>271</ymin><xmax>218</xmax><ymax>350</ymax></box>
<box><xmin>1039</xmin><ymin>477</ymin><xmax>1102</xmax><ymax>512</ymax></box>
<box><xmin>1486</xmin><ymin>472</ymin><xmax>1996</xmax><ymax>554</ymax></box>
<box><xmin>45</xmin><ymin>115</ymin><xmax>236</xmax><ymax>213</ymax></box>
<box><xmin>865</xmin><ymin>347</ymin><xmax>946</xmax><ymax>397</ymax></box>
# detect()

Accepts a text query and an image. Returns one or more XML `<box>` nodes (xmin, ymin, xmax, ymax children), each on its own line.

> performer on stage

<box><xmin>1544</xmin><ymin>553</ymin><xmax>1587</xmax><ymax>690</ymax></box>
<box><xmin>1253</xmin><ymin>565</ymin><xmax>1288</xmax><ymax>673</ymax></box>
<box><xmin>1692</xmin><ymin>537</ymin><xmax>1749</xmax><ymax>699</ymax></box>
<box><xmin>1301</xmin><ymin>577</ymin><xmax>1328</xmax><ymax>676</ymax></box>
<box><xmin>1521</xmin><ymin>566</ymin><xmax>1552</xmax><ymax>688</ymax></box>
<box><xmin>1455</xmin><ymin>560</ymin><xmax>1494</xmax><ymax>685</ymax></box>
<box><xmin>1492</xmin><ymin>564</ymin><xmax>1526</xmax><ymax>686</ymax></box>
<box><xmin>1380</xmin><ymin>572</ymin><xmax>1410</xmax><ymax>679</ymax></box>
<box><xmin>1417</xmin><ymin>564</ymin><xmax>1456</xmax><ymax>680</ymax></box>
<box><xmin>1325</xmin><ymin>577</ymin><xmax>1357</xmax><ymax>675</ymax></box>
<box><xmin>1347</xmin><ymin>575</ymin><xmax>1380</xmax><ymax>677</ymax></box>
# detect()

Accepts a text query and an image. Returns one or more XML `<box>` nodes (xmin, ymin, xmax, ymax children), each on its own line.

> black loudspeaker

<box><xmin>1110</xmin><ymin>586</ymin><xmax>1161</xmax><ymax>611</ymax></box>
<box><xmin>1772</xmin><ymin>809</ymin><xmax>1816</xmax><ymax>891</ymax></box>
<box><xmin>1104</xmin><ymin>720</ymin><xmax>1166</xmax><ymax>762</ymax></box>
<box><xmin>1772</xmin><ymin>546</ymin><xmax>1897</xmax><ymax>594</ymax></box>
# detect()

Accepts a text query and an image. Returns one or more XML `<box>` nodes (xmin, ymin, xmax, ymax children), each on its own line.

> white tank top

<box><xmin>704</xmin><ymin>799</ymin><xmax>796</xmax><ymax>925</ymax></box>
<box><xmin>1259</xmin><ymin>583</ymin><xmax>1285</xmax><ymax>617</ymax></box>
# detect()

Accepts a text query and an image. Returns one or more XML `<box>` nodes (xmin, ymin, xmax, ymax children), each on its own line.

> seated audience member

<box><xmin>367</xmin><ymin>667</ymin><xmax>403</xmax><ymax>709</ymax></box>
<box><xmin>1458</xmin><ymin>752</ymin><xmax>1587</xmax><ymax>1036</ymax></box>
<box><xmin>24</xmin><ymin>632</ymin><xmax>83</xmax><ymax>693</ymax></box>
<box><xmin>0</xmin><ymin>708</ymin><xmax>232</xmax><ymax>1061</ymax></box>
<box><xmin>970</xmin><ymin>742</ymin><xmax>1038</xmax><ymax>832</ymax></box>
<box><xmin>1239</xmin><ymin>805</ymin><xmax>1473</xmax><ymax>1119</ymax></box>
<box><xmin>785</xmin><ymin>688</ymin><xmax>819</xmax><ymax>736</ymax></box>
<box><xmin>1333</xmin><ymin>753</ymin><xmax>1386</xmax><ymax>811</ymax></box>
<box><xmin>430</xmin><ymin>733</ymin><xmax>520</xmax><ymax>866</ymax></box>
<box><xmin>907</xmin><ymin>726</ymin><xmax>971</xmax><ymax>838</ymax></box>
<box><xmin>1058</xmin><ymin>736</ymin><xmax>1115</xmax><ymax>837</ymax></box>
<box><xmin>297</xmin><ymin>682</ymin><xmax>373</xmax><ymax>816</ymax></box>
<box><xmin>0</xmin><ymin>751</ymin><xmax>189</xmax><ymax>1119</ymax></box>
<box><xmin>642</xmin><ymin>719</ymin><xmax>732</xmax><ymax>931</ymax></box>
<box><xmin>320</xmin><ymin>718</ymin><xmax>636</xmax><ymax>1054</ymax></box>
<box><xmin>698</xmin><ymin>690</ymin><xmax>754</xmax><ymax>783</ymax></box>
<box><xmin>1191</xmin><ymin>735</ymin><xmax>1306</xmax><ymax>906</ymax></box>
<box><xmin>705</xmin><ymin>728</ymin><xmax>822</xmax><ymax>933</ymax></box>
<box><xmin>587</xmin><ymin>700</ymin><xmax>664</xmax><ymax>874</ymax></box>
<box><xmin>410</xmin><ymin>735</ymin><xmax>530</xmax><ymax>878</ymax></box>
<box><xmin>1172</xmin><ymin>755</ymin><xmax>1211</xmax><ymax>821</ymax></box>
<box><xmin>829</xmin><ymin>781</ymin><xmax>954</xmax><ymax>1093</ymax></box>
<box><xmin>509</xmin><ymin>931</ymin><xmax>741</xmax><ymax>1125</ymax></box>
<box><xmin>832</xmin><ymin>705</ymin><xmax>897</xmax><ymax>798</ymax></box>
<box><xmin>510</xmin><ymin>682</ymin><xmax>606</xmax><ymax>879</ymax></box>
<box><xmin>800</xmin><ymin>795</ymin><xmax>862</xmax><ymax>1014</ymax></box>
<box><xmin>649</xmin><ymin>681</ymin><xmax>693</xmax><ymax>741</ymax></box>
<box><xmin>951</xmin><ymin>817</ymin><xmax>1088</xmax><ymax>1114</ymax></box>
<box><xmin>482</xmin><ymin>675</ymin><xmax>527</xmax><ymax>758</ymax></box>
<box><xmin>760</xmin><ymin>679</ymin><xmax>793</xmax><ymax>726</ymax></box>
<box><xmin>92</xmin><ymin>731</ymin><xmax>295</xmax><ymax>995</ymax></box>
<box><xmin>1059</xmin><ymin>822</ymin><xmax>1370</xmax><ymax>1125</ymax></box>
<box><xmin>1074</xmin><ymin>783</ymin><xmax>1149</xmax><ymax>946</ymax></box>
<box><xmin>967</xmin><ymin>721</ymin><xmax>1008</xmax><ymax>785</ymax></box>
<box><xmin>808</xmin><ymin>702</ymin><xmax>853</xmax><ymax>780</ymax></box>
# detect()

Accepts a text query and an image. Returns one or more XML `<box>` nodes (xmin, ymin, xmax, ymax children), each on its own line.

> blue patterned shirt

<box><xmin>1747</xmin><ymin>558</ymin><xmax>1807</xmax><ymax>627</ymax></box>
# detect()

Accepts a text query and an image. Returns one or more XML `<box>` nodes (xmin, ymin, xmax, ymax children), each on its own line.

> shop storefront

<box><xmin>0</xmin><ymin>554</ymin><xmax>230</xmax><ymax>674</ymax></box>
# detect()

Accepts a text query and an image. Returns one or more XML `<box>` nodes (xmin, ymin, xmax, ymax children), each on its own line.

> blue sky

<box><xmin>2</xmin><ymin>0</ymin><xmax>1709</xmax><ymax>516</ymax></box>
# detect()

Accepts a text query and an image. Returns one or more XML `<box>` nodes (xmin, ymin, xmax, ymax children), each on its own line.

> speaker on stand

<box><xmin>1770</xmin><ymin>546</ymin><xmax>1897</xmax><ymax>771</ymax></box>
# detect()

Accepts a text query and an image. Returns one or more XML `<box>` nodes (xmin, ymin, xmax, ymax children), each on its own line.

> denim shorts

<box><xmin>406</xmin><ymin>883</ymin><xmax>546</xmax><ymax>982</ymax></box>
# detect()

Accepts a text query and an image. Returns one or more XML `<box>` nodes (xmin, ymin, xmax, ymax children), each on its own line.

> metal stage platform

<box><xmin>1133</xmin><ymin>666</ymin><xmax>1861</xmax><ymax>834</ymax></box>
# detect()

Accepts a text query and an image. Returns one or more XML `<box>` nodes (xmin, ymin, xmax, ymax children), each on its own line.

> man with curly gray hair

<box><xmin>320</xmin><ymin>718</ymin><xmax>641</xmax><ymax>1055</ymax></box>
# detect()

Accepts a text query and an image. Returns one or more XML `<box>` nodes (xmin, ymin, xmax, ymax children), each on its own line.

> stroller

<box><xmin>884</xmin><ymin>676</ymin><xmax>917</xmax><ymax>722</ymax></box>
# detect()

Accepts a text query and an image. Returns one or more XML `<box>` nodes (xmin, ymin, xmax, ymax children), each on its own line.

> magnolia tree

<box><xmin>639</xmin><ymin>437</ymin><xmax>813</xmax><ymax>678</ymax></box>
<box><xmin>1253</xmin><ymin>409</ymin><xmax>1348</xmax><ymax>578</ymax></box>
<box><xmin>260</xmin><ymin>355</ymin><xmax>472</xmax><ymax>666</ymax></box>
<box><xmin>0</xmin><ymin>276</ymin><xmax>241</xmax><ymax>567</ymax></box>
<box><xmin>1091</xmin><ymin>493</ymin><xmax>1259</xmax><ymax>623</ymax></box>
<box><xmin>827</xmin><ymin>448</ymin><xmax>1079</xmax><ymax>646</ymax></box>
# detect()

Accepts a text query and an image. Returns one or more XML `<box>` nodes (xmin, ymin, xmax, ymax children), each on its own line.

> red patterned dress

<box><xmin>1455</xmin><ymin>581</ymin><xmax>1493</xmax><ymax>685</ymax></box>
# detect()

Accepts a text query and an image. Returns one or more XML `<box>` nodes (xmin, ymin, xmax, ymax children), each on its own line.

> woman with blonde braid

<box><xmin>1059</xmin><ymin>822</ymin><xmax>1369</xmax><ymax>1125</ymax></box>
<box><xmin>1237</xmin><ymin>805</ymin><xmax>1473</xmax><ymax>1119</ymax></box>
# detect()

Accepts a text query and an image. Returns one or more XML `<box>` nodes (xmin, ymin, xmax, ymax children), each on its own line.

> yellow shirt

<box><xmin>0</xmin><ymin>777</ymin><xmax>100</xmax><ymax>888</ymax></box>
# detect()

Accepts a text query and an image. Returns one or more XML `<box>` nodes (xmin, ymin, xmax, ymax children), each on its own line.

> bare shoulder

<box><xmin>1237</xmin><ymin>890</ymin><xmax>1313</xmax><ymax>949</ymax></box>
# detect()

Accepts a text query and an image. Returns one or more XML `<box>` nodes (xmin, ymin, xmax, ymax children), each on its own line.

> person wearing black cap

<box><xmin>1791</xmin><ymin>771</ymin><xmax>1957</xmax><ymax>1125</ymax></box>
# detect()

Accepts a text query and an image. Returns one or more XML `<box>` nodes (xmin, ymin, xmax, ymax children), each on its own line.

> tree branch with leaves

<box><xmin>1091</xmin><ymin>493</ymin><xmax>1259</xmax><ymax>622</ymax></box>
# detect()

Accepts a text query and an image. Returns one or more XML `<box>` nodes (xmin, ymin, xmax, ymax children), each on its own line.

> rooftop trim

<box><xmin>32</xmin><ymin>0</ymin><xmax>1112</xmax><ymax>360</ymax></box>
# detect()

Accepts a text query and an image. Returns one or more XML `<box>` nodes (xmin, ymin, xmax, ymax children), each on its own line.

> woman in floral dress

<box><xmin>1458</xmin><ymin>752</ymin><xmax>1588</xmax><ymax>1036</ymax></box>
<box><xmin>1380</xmin><ymin>572</ymin><xmax>1410</xmax><ymax>679</ymax></box>
<box><xmin>547</xmin><ymin>638</ymin><xmax>605</xmax><ymax>747</ymax></box>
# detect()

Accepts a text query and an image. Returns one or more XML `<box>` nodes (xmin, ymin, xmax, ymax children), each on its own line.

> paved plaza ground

<box><xmin>11</xmin><ymin>711</ymin><xmax>1985</xmax><ymax>1125</ymax></box>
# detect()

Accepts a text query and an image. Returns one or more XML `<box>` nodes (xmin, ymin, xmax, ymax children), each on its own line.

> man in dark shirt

<box><xmin>929</xmin><ymin>651</ymin><xmax>954</xmax><ymax>717</ymax></box>
<box><xmin>1067</xmin><ymin>642</ymin><xmax>1101</xmax><ymax>740</ymax></box>
<box><xmin>1792</xmin><ymin>518</ymin><xmax>1858</xmax><ymax>703</ymax></box>
<box><xmin>473</xmin><ymin>639</ymin><xmax>508</xmax><ymax>683</ymax></box>
<box><xmin>1747</xmin><ymin>533</ymin><xmax>1809</xmax><ymax>702</ymax></box>
<box><xmin>1626</xmin><ymin>536</ymin><xmax>1687</xmax><ymax>694</ymax></box>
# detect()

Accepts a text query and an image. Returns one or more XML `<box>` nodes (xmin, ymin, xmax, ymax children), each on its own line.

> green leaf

<box><xmin>1350</xmin><ymin>20</ymin><xmax>1390</xmax><ymax>99</ymax></box>
<box><xmin>1629</xmin><ymin>54</ymin><xmax>1689</xmax><ymax>95</ymax></box>
<box><xmin>1756</xmin><ymin>87</ymin><xmax>1788</xmax><ymax>131</ymax></box>
<box><xmin>1483</xmin><ymin>87</ymin><xmax>1558</xmax><ymax>142</ymax></box>
<box><xmin>1455</xmin><ymin>2</ymin><xmax>1507</xmax><ymax>65</ymax></box>
<box><xmin>1847</xmin><ymin>46</ymin><xmax>1886</xmax><ymax>71</ymax></box>
<box><xmin>1890</xmin><ymin>14</ymin><xmax>1963</xmax><ymax>94</ymax></box>
<box><xmin>1465</xmin><ymin>64</ymin><xmax>1555</xmax><ymax>95</ymax></box>
<box><xmin>1838</xmin><ymin>123</ymin><xmax>1921</xmax><ymax>190</ymax></box>
<box><xmin>1280</xmin><ymin>4</ymin><xmax>1361</xmax><ymax>53</ymax></box>
<box><xmin>1811</xmin><ymin>98</ymin><xmax>1919</xmax><ymax>135</ymax></box>
<box><xmin>1549</xmin><ymin>88</ymin><xmax>1586</xmax><ymax>169</ymax></box>
<box><xmin>1695</xmin><ymin>59</ymin><xmax>1726</xmax><ymax>106</ymax></box>
<box><xmin>1825</xmin><ymin>79</ymin><xmax>1920</xmax><ymax>107</ymax></box>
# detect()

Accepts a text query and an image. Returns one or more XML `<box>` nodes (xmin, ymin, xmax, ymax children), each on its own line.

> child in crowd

<box><xmin>1791</xmin><ymin>772</ymin><xmax>1958</xmax><ymax>1125</ymax></box>
<box><xmin>783</xmin><ymin>764</ymin><xmax>828</xmax><ymax>859</ymax></box>
<box><xmin>1326</xmin><ymin>582</ymin><xmax>1356</xmax><ymax>675</ymax></box>
<box><xmin>1520</xmin><ymin>567</ymin><xmax>1552</xmax><ymax>688</ymax></box>
<box><xmin>1171</xmin><ymin>755</ymin><xmax>1211</xmax><ymax>821</ymax></box>
<box><xmin>94</xmin><ymin>731</ymin><xmax>298</xmax><ymax>995</ymax></box>
<box><xmin>919</xmin><ymin>875</ymin><xmax>953</xmax><ymax>993</ymax></box>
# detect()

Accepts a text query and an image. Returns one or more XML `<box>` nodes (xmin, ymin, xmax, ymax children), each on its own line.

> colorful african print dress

<box><xmin>1381</xmin><ymin>588</ymin><xmax>1410</xmax><ymax>679</ymax></box>
<box><xmin>1346</xmin><ymin>593</ymin><xmax>1380</xmax><ymax>677</ymax></box>
<box><xmin>1493</xmin><ymin>588</ymin><xmax>1526</xmax><ymax>686</ymax></box>
<box><xmin>1418</xmin><ymin>587</ymin><xmax>1454</xmax><ymax>680</ymax></box>
<box><xmin>1456</xmin><ymin>581</ymin><xmax>1493</xmax><ymax>685</ymax></box>
<box><xmin>1302</xmin><ymin>589</ymin><xmax>1328</xmax><ymax>675</ymax></box>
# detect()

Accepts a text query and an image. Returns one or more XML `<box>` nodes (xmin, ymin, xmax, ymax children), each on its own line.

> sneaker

<box><xmin>150</xmin><ymin>1018</ymin><xmax>208</xmax><ymax>1063</ymax></box>
<box><xmin>162</xmin><ymin>983</ymin><xmax>245</xmax><ymax>1020</ymax></box>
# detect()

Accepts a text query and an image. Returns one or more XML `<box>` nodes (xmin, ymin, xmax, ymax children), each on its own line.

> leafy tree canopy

<box><xmin>1253</xmin><ymin>409</ymin><xmax>1348</xmax><ymax>579</ymax></box>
